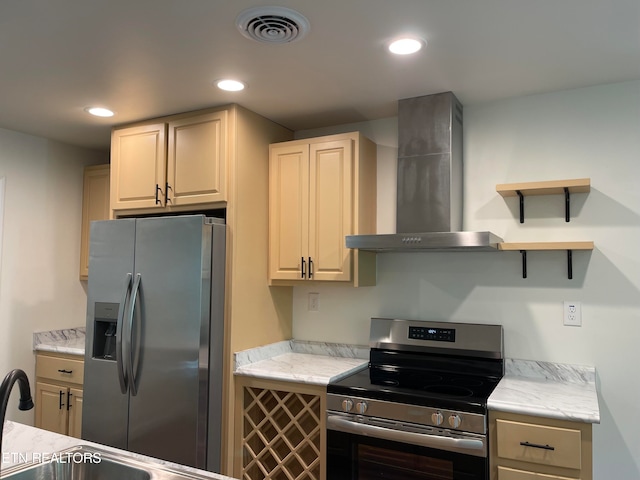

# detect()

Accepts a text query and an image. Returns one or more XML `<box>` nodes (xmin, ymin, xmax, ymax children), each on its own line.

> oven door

<box><xmin>327</xmin><ymin>412</ymin><xmax>488</xmax><ymax>480</ymax></box>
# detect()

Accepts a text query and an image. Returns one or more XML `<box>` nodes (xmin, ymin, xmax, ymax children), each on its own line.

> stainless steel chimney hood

<box><xmin>346</xmin><ymin>92</ymin><xmax>502</xmax><ymax>252</ymax></box>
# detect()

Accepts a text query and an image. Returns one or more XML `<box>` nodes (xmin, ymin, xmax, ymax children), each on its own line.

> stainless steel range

<box><xmin>326</xmin><ymin>318</ymin><xmax>504</xmax><ymax>480</ymax></box>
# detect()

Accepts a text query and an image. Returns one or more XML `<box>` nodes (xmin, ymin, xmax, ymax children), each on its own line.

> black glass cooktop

<box><xmin>328</xmin><ymin>349</ymin><xmax>503</xmax><ymax>414</ymax></box>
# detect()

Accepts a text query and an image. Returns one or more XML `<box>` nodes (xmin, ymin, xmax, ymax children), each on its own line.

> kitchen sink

<box><xmin>0</xmin><ymin>445</ymin><xmax>221</xmax><ymax>480</ymax></box>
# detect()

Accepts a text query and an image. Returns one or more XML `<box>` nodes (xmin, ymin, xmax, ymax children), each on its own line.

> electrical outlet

<box><xmin>308</xmin><ymin>292</ymin><xmax>319</xmax><ymax>312</ymax></box>
<box><xmin>563</xmin><ymin>301</ymin><xmax>582</xmax><ymax>326</ymax></box>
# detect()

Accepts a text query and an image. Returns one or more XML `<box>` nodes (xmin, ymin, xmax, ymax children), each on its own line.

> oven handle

<box><xmin>327</xmin><ymin>414</ymin><xmax>486</xmax><ymax>457</ymax></box>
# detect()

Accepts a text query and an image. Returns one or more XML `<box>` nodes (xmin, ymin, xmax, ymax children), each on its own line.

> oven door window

<box><xmin>328</xmin><ymin>430</ymin><xmax>486</xmax><ymax>480</ymax></box>
<box><xmin>360</xmin><ymin>443</ymin><xmax>454</xmax><ymax>479</ymax></box>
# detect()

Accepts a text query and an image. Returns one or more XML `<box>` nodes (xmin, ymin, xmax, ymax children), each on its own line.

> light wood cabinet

<box><xmin>268</xmin><ymin>132</ymin><xmax>377</xmax><ymax>286</ymax></box>
<box><xmin>105</xmin><ymin>104</ymin><xmax>296</xmax><ymax>475</ymax></box>
<box><xmin>110</xmin><ymin>110</ymin><xmax>228</xmax><ymax>214</ymax></box>
<box><xmin>490</xmin><ymin>411</ymin><xmax>592</xmax><ymax>480</ymax></box>
<box><xmin>79</xmin><ymin>164</ymin><xmax>110</xmax><ymax>280</ymax></box>
<box><xmin>111</xmin><ymin>123</ymin><xmax>167</xmax><ymax>211</ymax></box>
<box><xmin>35</xmin><ymin>352</ymin><xmax>84</xmax><ymax>438</ymax></box>
<box><xmin>167</xmin><ymin>111</ymin><xmax>227</xmax><ymax>206</ymax></box>
<box><xmin>235</xmin><ymin>376</ymin><xmax>325</xmax><ymax>480</ymax></box>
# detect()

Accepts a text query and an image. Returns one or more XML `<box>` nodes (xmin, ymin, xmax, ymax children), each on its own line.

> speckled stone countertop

<box><xmin>488</xmin><ymin>359</ymin><xmax>600</xmax><ymax>424</ymax></box>
<box><xmin>33</xmin><ymin>328</ymin><xmax>85</xmax><ymax>356</ymax></box>
<box><xmin>1</xmin><ymin>421</ymin><xmax>237</xmax><ymax>479</ymax></box>
<box><xmin>234</xmin><ymin>340</ymin><xmax>368</xmax><ymax>385</ymax></box>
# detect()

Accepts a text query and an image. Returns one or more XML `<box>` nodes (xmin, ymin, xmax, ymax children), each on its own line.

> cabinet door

<box><xmin>35</xmin><ymin>382</ymin><xmax>68</xmax><ymax>435</ymax></box>
<box><xmin>80</xmin><ymin>164</ymin><xmax>110</xmax><ymax>280</ymax></box>
<box><xmin>167</xmin><ymin>111</ymin><xmax>227</xmax><ymax>206</ymax></box>
<box><xmin>269</xmin><ymin>143</ymin><xmax>310</xmax><ymax>281</ymax></box>
<box><xmin>110</xmin><ymin>123</ymin><xmax>167</xmax><ymax>210</ymax></box>
<box><xmin>497</xmin><ymin>466</ymin><xmax>578</xmax><ymax>480</ymax></box>
<box><xmin>308</xmin><ymin>139</ymin><xmax>353</xmax><ymax>281</ymax></box>
<box><xmin>67</xmin><ymin>387</ymin><xmax>83</xmax><ymax>439</ymax></box>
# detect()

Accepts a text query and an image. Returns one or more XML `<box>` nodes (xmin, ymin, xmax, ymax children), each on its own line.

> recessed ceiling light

<box><xmin>216</xmin><ymin>79</ymin><xmax>246</xmax><ymax>92</ymax></box>
<box><xmin>388</xmin><ymin>37</ymin><xmax>425</xmax><ymax>55</ymax></box>
<box><xmin>85</xmin><ymin>107</ymin><xmax>115</xmax><ymax>117</ymax></box>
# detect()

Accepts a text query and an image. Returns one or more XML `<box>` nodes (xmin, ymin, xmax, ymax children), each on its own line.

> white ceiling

<box><xmin>1</xmin><ymin>0</ymin><xmax>639</xmax><ymax>150</ymax></box>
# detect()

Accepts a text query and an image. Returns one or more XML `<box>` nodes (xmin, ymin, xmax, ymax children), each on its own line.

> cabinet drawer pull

<box><xmin>520</xmin><ymin>441</ymin><xmax>555</xmax><ymax>451</ymax></box>
<box><xmin>58</xmin><ymin>390</ymin><xmax>65</xmax><ymax>410</ymax></box>
<box><xmin>57</xmin><ymin>369</ymin><xmax>73</xmax><ymax>374</ymax></box>
<box><xmin>301</xmin><ymin>257</ymin><xmax>306</xmax><ymax>279</ymax></box>
<box><xmin>67</xmin><ymin>391</ymin><xmax>73</xmax><ymax>411</ymax></box>
<box><xmin>308</xmin><ymin>257</ymin><xmax>313</xmax><ymax>279</ymax></box>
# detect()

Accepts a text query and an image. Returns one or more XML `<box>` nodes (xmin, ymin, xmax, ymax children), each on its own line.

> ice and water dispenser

<box><xmin>93</xmin><ymin>302</ymin><xmax>119</xmax><ymax>360</ymax></box>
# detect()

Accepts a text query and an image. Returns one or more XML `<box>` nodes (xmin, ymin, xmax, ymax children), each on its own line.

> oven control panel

<box><xmin>408</xmin><ymin>326</ymin><xmax>455</xmax><ymax>342</ymax></box>
<box><xmin>327</xmin><ymin>394</ymin><xmax>487</xmax><ymax>435</ymax></box>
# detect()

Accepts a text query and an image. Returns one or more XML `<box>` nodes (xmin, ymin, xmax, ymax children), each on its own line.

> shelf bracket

<box><xmin>564</xmin><ymin>187</ymin><xmax>571</xmax><ymax>222</ymax></box>
<box><xmin>516</xmin><ymin>190</ymin><xmax>524</xmax><ymax>223</ymax></box>
<box><xmin>518</xmin><ymin>249</ymin><xmax>575</xmax><ymax>280</ymax></box>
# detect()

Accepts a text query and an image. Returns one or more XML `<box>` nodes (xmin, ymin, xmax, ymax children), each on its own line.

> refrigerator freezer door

<box><xmin>127</xmin><ymin>215</ymin><xmax>212</xmax><ymax>468</ymax></box>
<box><xmin>83</xmin><ymin>218</ymin><xmax>136</xmax><ymax>449</ymax></box>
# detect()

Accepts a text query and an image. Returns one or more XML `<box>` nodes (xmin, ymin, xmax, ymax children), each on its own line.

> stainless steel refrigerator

<box><xmin>82</xmin><ymin>215</ymin><xmax>226</xmax><ymax>472</ymax></box>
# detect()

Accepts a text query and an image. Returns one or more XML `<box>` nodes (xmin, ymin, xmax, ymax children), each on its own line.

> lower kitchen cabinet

<box><xmin>34</xmin><ymin>352</ymin><xmax>84</xmax><ymax>438</ymax></box>
<box><xmin>234</xmin><ymin>376</ymin><xmax>326</xmax><ymax>480</ymax></box>
<box><xmin>489</xmin><ymin>411</ymin><xmax>593</xmax><ymax>480</ymax></box>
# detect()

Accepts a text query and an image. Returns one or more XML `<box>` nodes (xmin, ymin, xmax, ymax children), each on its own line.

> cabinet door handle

<box><xmin>57</xmin><ymin>369</ymin><xmax>73</xmax><ymax>374</ymax></box>
<box><xmin>67</xmin><ymin>391</ymin><xmax>73</xmax><ymax>411</ymax></box>
<box><xmin>155</xmin><ymin>184</ymin><xmax>164</xmax><ymax>205</ymax></box>
<box><xmin>308</xmin><ymin>257</ymin><xmax>313</xmax><ymax>279</ymax></box>
<box><xmin>301</xmin><ymin>257</ymin><xmax>306</xmax><ymax>279</ymax></box>
<box><xmin>58</xmin><ymin>390</ymin><xmax>65</xmax><ymax>410</ymax></box>
<box><xmin>520</xmin><ymin>441</ymin><xmax>555</xmax><ymax>451</ymax></box>
<box><xmin>165</xmin><ymin>182</ymin><xmax>172</xmax><ymax>204</ymax></box>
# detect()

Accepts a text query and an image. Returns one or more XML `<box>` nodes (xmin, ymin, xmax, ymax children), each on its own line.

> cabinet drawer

<box><xmin>498</xmin><ymin>466</ymin><xmax>578</xmax><ymax>480</ymax></box>
<box><xmin>496</xmin><ymin>419</ymin><xmax>581</xmax><ymax>470</ymax></box>
<box><xmin>36</xmin><ymin>355</ymin><xmax>84</xmax><ymax>385</ymax></box>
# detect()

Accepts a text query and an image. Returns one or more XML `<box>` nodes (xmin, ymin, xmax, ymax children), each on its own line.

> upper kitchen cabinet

<box><xmin>110</xmin><ymin>123</ymin><xmax>167</xmax><ymax>211</ymax></box>
<box><xmin>110</xmin><ymin>109</ymin><xmax>228</xmax><ymax>216</ymax></box>
<box><xmin>80</xmin><ymin>164</ymin><xmax>110</xmax><ymax>280</ymax></box>
<box><xmin>268</xmin><ymin>132</ymin><xmax>377</xmax><ymax>287</ymax></box>
<box><xmin>167</xmin><ymin>111</ymin><xmax>227</xmax><ymax>206</ymax></box>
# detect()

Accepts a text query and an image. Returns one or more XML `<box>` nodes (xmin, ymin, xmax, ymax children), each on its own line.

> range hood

<box><xmin>346</xmin><ymin>91</ymin><xmax>503</xmax><ymax>252</ymax></box>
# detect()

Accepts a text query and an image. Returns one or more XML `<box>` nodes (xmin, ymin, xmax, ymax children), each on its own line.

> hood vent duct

<box><xmin>346</xmin><ymin>91</ymin><xmax>503</xmax><ymax>252</ymax></box>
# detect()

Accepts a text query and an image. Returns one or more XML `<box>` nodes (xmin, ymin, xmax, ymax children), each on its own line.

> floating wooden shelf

<box><xmin>496</xmin><ymin>178</ymin><xmax>590</xmax><ymax>223</ymax></box>
<box><xmin>499</xmin><ymin>241</ymin><xmax>594</xmax><ymax>279</ymax></box>
<box><xmin>498</xmin><ymin>241</ymin><xmax>594</xmax><ymax>251</ymax></box>
<box><xmin>496</xmin><ymin>178</ymin><xmax>591</xmax><ymax>197</ymax></box>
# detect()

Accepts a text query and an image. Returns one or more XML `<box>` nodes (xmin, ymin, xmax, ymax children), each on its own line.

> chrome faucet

<box><xmin>0</xmin><ymin>369</ymin><xmax>34</xmax><ymax>474</ymax></box>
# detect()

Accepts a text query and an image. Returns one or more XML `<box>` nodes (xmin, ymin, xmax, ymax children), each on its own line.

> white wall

<box><xmin>293</xmin><ymin>81</ymin><xmax>640</xmax><ymax>479</ymax></box>
<box><xmin>0</xmin><ymin>127</ymin><xmax>107</xmax><ymax>423</ymax></box>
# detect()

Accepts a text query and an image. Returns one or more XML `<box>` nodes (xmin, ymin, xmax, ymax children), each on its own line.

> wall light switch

<box><xmin>308</xmin><ymin>292</ymin><xmax>319</xmax><ymax>312</ymax></box>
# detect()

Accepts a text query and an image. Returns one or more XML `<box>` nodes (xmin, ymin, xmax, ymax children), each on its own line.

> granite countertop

<box><xmin>234</xmin><ymin>340</ymin><xmax>369</xmax><ymax>385</ymax></box>
<box><xmin>488</xmin><ymin>359</ymin><xmax>600</xmax><ymax>424</ymax></box>
<box><xmin>33</xmin><ymin>328</ymin><xmax>86</xmax><ymax>356</ymax></box>
<box><xmin>1</xmin><ymin>421</ymin><xmax>237</xmax><ymax>479</ymax></box>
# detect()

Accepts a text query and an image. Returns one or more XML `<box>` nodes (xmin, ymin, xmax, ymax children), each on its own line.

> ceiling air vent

<box><xmin>236</xmin><ymin>6</ymin><xmax>310</xmax><ymax>44</ymax></box>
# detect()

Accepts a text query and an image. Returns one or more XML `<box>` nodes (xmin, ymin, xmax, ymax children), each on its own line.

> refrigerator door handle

<box><xmin>127</xmin><ymin>273</ymin><xmax>142</xmax><ymax>397</ymax></box>
<box><xmin>116</xmin><ymin>273</ymin><xmax>132</xmax><ymax>394</ymax></box>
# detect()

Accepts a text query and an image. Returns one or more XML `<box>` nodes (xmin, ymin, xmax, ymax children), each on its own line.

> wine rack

<box><xmin>237</xmin><ymin>379</ymin><xmax>325</xmax><ymax>480</ymax></box>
